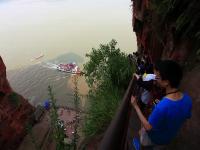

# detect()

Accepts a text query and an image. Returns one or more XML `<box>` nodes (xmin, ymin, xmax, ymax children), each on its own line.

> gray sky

<box><xmin>0</xmin><ymin>0</ymin><xmax>137</xmax><ymax>70</ymax></box>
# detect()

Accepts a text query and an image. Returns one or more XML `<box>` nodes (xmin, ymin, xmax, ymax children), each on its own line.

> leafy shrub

<box><xmin>83</xmin><ymin>39</ymin><xmax>135</xmax><ymax>136</ymax></box>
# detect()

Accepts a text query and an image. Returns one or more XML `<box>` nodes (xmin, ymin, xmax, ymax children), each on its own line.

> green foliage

<box><xmin>84</xmin><ymin>39</ymin><xmax>134</xmax><ymax>89</ymax></box>
<box><xmin>72</xmin><ymin>76</ymin><xmax>80</xmax><ymax>150</ymax></box>
<box><xmin>48</xmin><ymin>86</ymin><xmax>71</xmax><ymax>150</ymax></box>
<box><xmin>150</xmin><ymin>0</ymin><xmax>200</xmax><ymax>40</ymax></box>
<box><xmin>84</xmin><ymin>86</ymin><xmax>121</xmax><ymax>136</ymax></box>
<box><xmin>83</xmin><ymin>39</ymin><xmax>135</xmax><ymax>137</ymax></box>
<box><xmin>151</xmin><ymin>0</ymin><xmax>175</xmax><ymax>22</ymax></box>
<box><xmin>8</xmin><ymin>92</ymin><xmax>20</xmax><ymax>107</ymax></box>
<box><xmin>48</xmin><ymin>82</ymin><xmax>80</xmax><ymax>150</ymax></box>
<box><xmin>149</xmin><ymin>0</ymin><xmax>200</xmax><ymax>65</ymax></box>
<box><xmin>175</xmin><ymin>1</ymin><xmax>200</xmax><ymax>38</ymax></box>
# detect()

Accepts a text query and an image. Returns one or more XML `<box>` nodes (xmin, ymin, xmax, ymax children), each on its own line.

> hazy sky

<box><xmin>0</xmin><ymin>0</ymin><xmax>137</xmax><ymax>70</ymax></box>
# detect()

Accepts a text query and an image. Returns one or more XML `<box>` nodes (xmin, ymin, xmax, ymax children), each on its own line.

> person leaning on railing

<box><xmin>131</xmin><ymin>60</ymin><xmax>192</xmax><ymax>149</ymax></box>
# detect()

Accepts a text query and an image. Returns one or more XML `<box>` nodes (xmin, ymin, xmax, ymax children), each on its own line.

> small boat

<box><xmin>35</xmin><ymin>53</ymin><xmax>44</xmax><ymax>59</ymax></box>
<box><xmin>57</xmin><ymin>62</ymin><xmax>81</xmax><ymax>74</ymax></box>
<box><xmin>30</xmin><ymin>53</ymin><xmax>44</xmax><ymax>61</ymax></box>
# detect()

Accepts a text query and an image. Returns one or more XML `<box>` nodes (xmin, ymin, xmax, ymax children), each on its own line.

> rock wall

<box><xmin>0</xmin><ymin>56</ymin><xmax>35</xmax><ymax>150</ymax></box>
<box><xmin>131</xmin><ymin>0</ymin><xmax>200</xmax><ymax>149</ymax></box>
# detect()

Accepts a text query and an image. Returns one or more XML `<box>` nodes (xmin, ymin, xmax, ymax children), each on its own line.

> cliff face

<box><xmin>132</xmin><ymin>0</ymin><xmax>200</xmax><ymax>64</ymax></box>
<box><xmin>132</xmin><ymin>0</ymin><xmax>200</xmax><ymax>149</ymax></box>
<box><xmin>0</xmin><ymin>56</ymin><xmax>35</xmax><ymax>150</ymax></box>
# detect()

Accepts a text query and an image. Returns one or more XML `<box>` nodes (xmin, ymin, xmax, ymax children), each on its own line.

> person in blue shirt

<box><xmin>131</xmin><ymin>60</ymin><xmax>192</xmax><ymax>148</ymax></box>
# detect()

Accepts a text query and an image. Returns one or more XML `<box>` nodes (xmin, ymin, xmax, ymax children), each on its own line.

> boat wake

<box><xmin>42</xmin><ymin>62</ymin><xmax>81</xmax><ymax>75</ymax></box>
<box><xmin>42</xmin><ymin>62</ymin><xmax>59</xmax><ymax>70</ymax></box>
<box><xmin>41</xmin><ymin>62</ymin><xmax>71</xmax><ymax>81</ymax></box>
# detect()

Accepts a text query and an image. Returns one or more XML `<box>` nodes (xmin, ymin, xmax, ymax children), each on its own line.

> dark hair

<box><xmin>154</xmin><ymin>60</ymin><xmax>183</xmax><ymax>88</ymax></box>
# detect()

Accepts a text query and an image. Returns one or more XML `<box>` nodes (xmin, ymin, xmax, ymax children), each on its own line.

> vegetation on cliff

<box><xmin>47</xmin><ymin>84</ymin><xmax>80</xmax><ymax>150</ymax></box>
<box><xmin>48</xmin><ymin>86</ymin><xmax>67</xmax><ymax>150</ymax></box>
<box><xmin>150</xmin><ymin>0</ymin><xmax>200</xmax><ymax>64</ymax></box>
<box><xmin>151</xmin><ymin>0</ymin><xmax>200</xmax><ymax>39</ymax></box>
<box><xmin>83</xmin><ymin>39</ymin><xmax>135</xmax><ymax>137</ymax></box>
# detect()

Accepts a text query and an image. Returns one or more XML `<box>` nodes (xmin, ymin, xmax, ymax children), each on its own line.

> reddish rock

<box><xmin>0</xmin><ymin>56</ymin><xmax>35</xmax><ymax>150</ymax></box>
<box><xmin>131</xmin><ymin>0</ymin><xmax>193</xmax><ymax>63</ymax></box>
<box><xmin>0</xmin><ymin>56</ymin><xmax>12</xmax><ymax>94</ymax></box>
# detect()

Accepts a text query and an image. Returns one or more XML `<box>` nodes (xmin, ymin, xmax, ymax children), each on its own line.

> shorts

<box><xmin>140</xmin><ymin>127</ymin><xmax>154</xmax><ymax>146</ymax></box>
<box><xmin>140</xmin><ymin>128</ymin><xmax>167</xmax><ymax>150</ymax></box>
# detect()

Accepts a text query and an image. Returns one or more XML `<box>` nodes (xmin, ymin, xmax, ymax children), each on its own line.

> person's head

<box><xmin>154</xmin><ymin>60</ymin><xmax>183</xmax><ymax>89</ymax></box>
<box><xmin>145</xmin><ymin>62</ymin><xmax>154</xmax><ymax>74</ymax></box>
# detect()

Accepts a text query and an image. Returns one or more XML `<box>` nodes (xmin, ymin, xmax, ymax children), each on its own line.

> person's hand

<box><xmin>131</xmin><ymin>95</ymin><xmax>138</xmax><ymax>108</ymax></box>
<box><xmin>133</xmin><ymin>73</ymin><xmax>139</xmax><ymax>80</ymax></box>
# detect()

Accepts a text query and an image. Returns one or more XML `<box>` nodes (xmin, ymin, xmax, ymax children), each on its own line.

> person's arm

<box><xmin>131</xmin><ymin>96</ymin><xmax>152</xmax><ymax>131</ymax></box>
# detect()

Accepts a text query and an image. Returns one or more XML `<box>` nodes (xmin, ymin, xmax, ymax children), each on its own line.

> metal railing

<box><xmin>98</xmin><ymin>78</ymin><xmax>137</xmax><ymax>150</ymax></box>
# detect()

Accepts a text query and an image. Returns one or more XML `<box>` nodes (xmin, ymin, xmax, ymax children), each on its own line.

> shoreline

<box><xmin>67</xmin><ymin>75</ymin><xmax>89</xmax><ymax>96</ymax></box>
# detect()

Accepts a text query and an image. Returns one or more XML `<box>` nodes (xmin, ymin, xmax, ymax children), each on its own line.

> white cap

<box><xmin>142</xmin><ymin>74</ymin><xmax>156</xmax><ymax>81</ymax></box>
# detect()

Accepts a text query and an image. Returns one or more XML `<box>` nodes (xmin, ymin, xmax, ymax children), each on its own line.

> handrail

<box><xmin>98</xmin><ymin>78</ymin><xmax>136</xmax><ymax>150</ymax></box>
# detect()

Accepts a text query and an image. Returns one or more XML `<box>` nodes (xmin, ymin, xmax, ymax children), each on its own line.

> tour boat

<box><xmin>57</xmin><ymin>62</ymin><xmax>81</xmax><ymax>74</ymax></box>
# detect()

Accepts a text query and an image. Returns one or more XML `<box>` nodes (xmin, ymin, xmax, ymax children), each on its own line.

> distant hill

<box><xmin>48</xmin><ymin>52</ymin><xmax>84</xmax><ymax>64</ymax></box>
